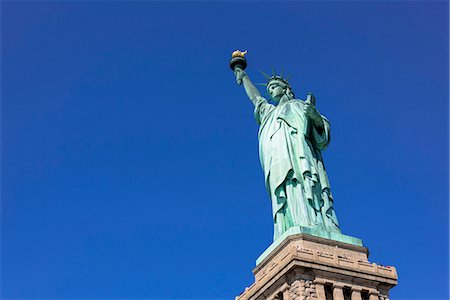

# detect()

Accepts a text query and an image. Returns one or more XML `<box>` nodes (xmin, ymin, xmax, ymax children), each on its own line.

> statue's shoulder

<box><xmin>289</xmin><ymin>99</ymin><xmax>306</xmax><ymax>107</ymax></box>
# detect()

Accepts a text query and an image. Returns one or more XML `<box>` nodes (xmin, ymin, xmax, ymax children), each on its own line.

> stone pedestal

<box><xmin>236</xmin><ymin>234</ymin><xmax>397</xmax><ymax>300</ymax></box>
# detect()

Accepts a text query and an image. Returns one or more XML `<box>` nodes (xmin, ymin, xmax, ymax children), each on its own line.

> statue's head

<box><xmin>266</xmin><ymin>75</ymin><xmax>295</xmax><ymax>103</ymax></box>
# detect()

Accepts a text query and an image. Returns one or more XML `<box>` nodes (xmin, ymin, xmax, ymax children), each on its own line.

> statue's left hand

<box><xmin>304</xmin><ymin>103</ymin><xmax>322</xmax><ymax>124</ymax></box>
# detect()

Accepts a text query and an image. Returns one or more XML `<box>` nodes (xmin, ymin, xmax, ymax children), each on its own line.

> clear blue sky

<box><xmin>2</xmin><ymin>1</ymin><xmax>448</xmax><ymax>299</ymax></box>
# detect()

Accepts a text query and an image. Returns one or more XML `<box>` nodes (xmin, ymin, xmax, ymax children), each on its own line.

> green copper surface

<box><xmin>233</xmin><ymin>63</ymin><xmax>345</xmax><ymax>242</ymax></box>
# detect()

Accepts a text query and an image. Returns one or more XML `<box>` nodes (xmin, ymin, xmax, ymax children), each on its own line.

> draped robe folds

<box><xmin>254</xmin><ymin>96</ymin><xmax>341</xmax><ymax>240</ymax></box>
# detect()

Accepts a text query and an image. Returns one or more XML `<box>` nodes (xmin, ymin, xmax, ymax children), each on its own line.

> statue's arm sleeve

<box><xmin>311</xmin><ymin>116</ymin><xmax>331</xmax><ymax>150</ymax></box>
<box><xmin>254</xmin><ymin>96</ymin><xmax>274</xmax><ymax>125</ymax></box>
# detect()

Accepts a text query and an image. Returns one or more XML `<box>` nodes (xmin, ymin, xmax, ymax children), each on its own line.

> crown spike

<box><xmin>259</xmin><ymin>70</ymin><xmax>271</xmax><ymax>79</ymax></box>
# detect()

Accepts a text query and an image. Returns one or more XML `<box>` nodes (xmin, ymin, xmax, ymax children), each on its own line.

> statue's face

<box><xmin>267</xmin><ymin>81</ymin><xmax>285</xmax><ymax>102</ymax></box>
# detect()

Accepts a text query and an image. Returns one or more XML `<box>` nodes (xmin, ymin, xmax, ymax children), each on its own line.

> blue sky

<box><xmin>1</xmin><ymin>1</ymin><xmax>448</xmax><ymax>299</ymax></box>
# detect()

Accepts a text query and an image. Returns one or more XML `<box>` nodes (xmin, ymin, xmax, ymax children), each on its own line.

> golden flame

<box><xmin>232</xmin><ymin>50</ymin><xmax>247</xmax><ymax>58</ymax></box>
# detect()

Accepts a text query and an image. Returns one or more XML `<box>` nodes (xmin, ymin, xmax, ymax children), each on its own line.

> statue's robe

<box><xmin>254</xmin><ymin>96</ymin><xmax>340</xmax><ymax>240</ymax></box>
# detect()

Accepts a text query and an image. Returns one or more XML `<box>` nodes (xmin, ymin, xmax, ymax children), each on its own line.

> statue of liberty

<box><xmin>231</xmin><ymin>51</ymin><xmax>341</xmax><ymax>241</ymax></box>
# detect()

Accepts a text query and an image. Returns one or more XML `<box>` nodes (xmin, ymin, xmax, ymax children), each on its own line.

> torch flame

<box><xmin>232</xmin><ymin>50</ymin><xmax>247</xmax><ymax>58</ymax></box>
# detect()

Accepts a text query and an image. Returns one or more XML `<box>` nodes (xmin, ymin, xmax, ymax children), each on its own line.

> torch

<box><xmin>229</xmin><ymin>50</ymin><xmax>248</xmax><ymax>71</ymax></box>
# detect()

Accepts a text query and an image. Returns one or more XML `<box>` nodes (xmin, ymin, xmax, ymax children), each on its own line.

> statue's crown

<box><xmin>257</xmin><ymin>71</ymin><xmax>293</xmax><ymax>96</ymax></box>
<box><xmin>262</xmin><ymin>73</ymin><xmax>295</xmax><ymax>98</ymax></box>
<box><xmin>267</xmin><ymin>75</ymin><xmax>290</xmax><ymax>87</ymax></box>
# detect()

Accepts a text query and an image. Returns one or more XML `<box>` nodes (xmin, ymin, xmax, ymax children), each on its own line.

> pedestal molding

<box><xmin>236</xmin><ymin>234</ymin><xmax>397</xmax><ymax>300</ymax></box>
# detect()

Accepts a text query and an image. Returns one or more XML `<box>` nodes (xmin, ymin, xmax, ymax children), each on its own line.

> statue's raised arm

<box><xmin>230</xmin><ymin>50</ymin><xmax>261</xmax><ymax>106</ymax></box>
<box><xmin>234</xmin><ymin>67</ymin><xmax>262</xmax><ymax>106</ymax></box>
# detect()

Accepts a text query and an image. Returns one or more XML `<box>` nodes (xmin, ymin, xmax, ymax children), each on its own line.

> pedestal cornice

<box><xmin>236</xmin><ymin>233</ymin><xmax>397</xmax><ymax>300</ymax></box>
